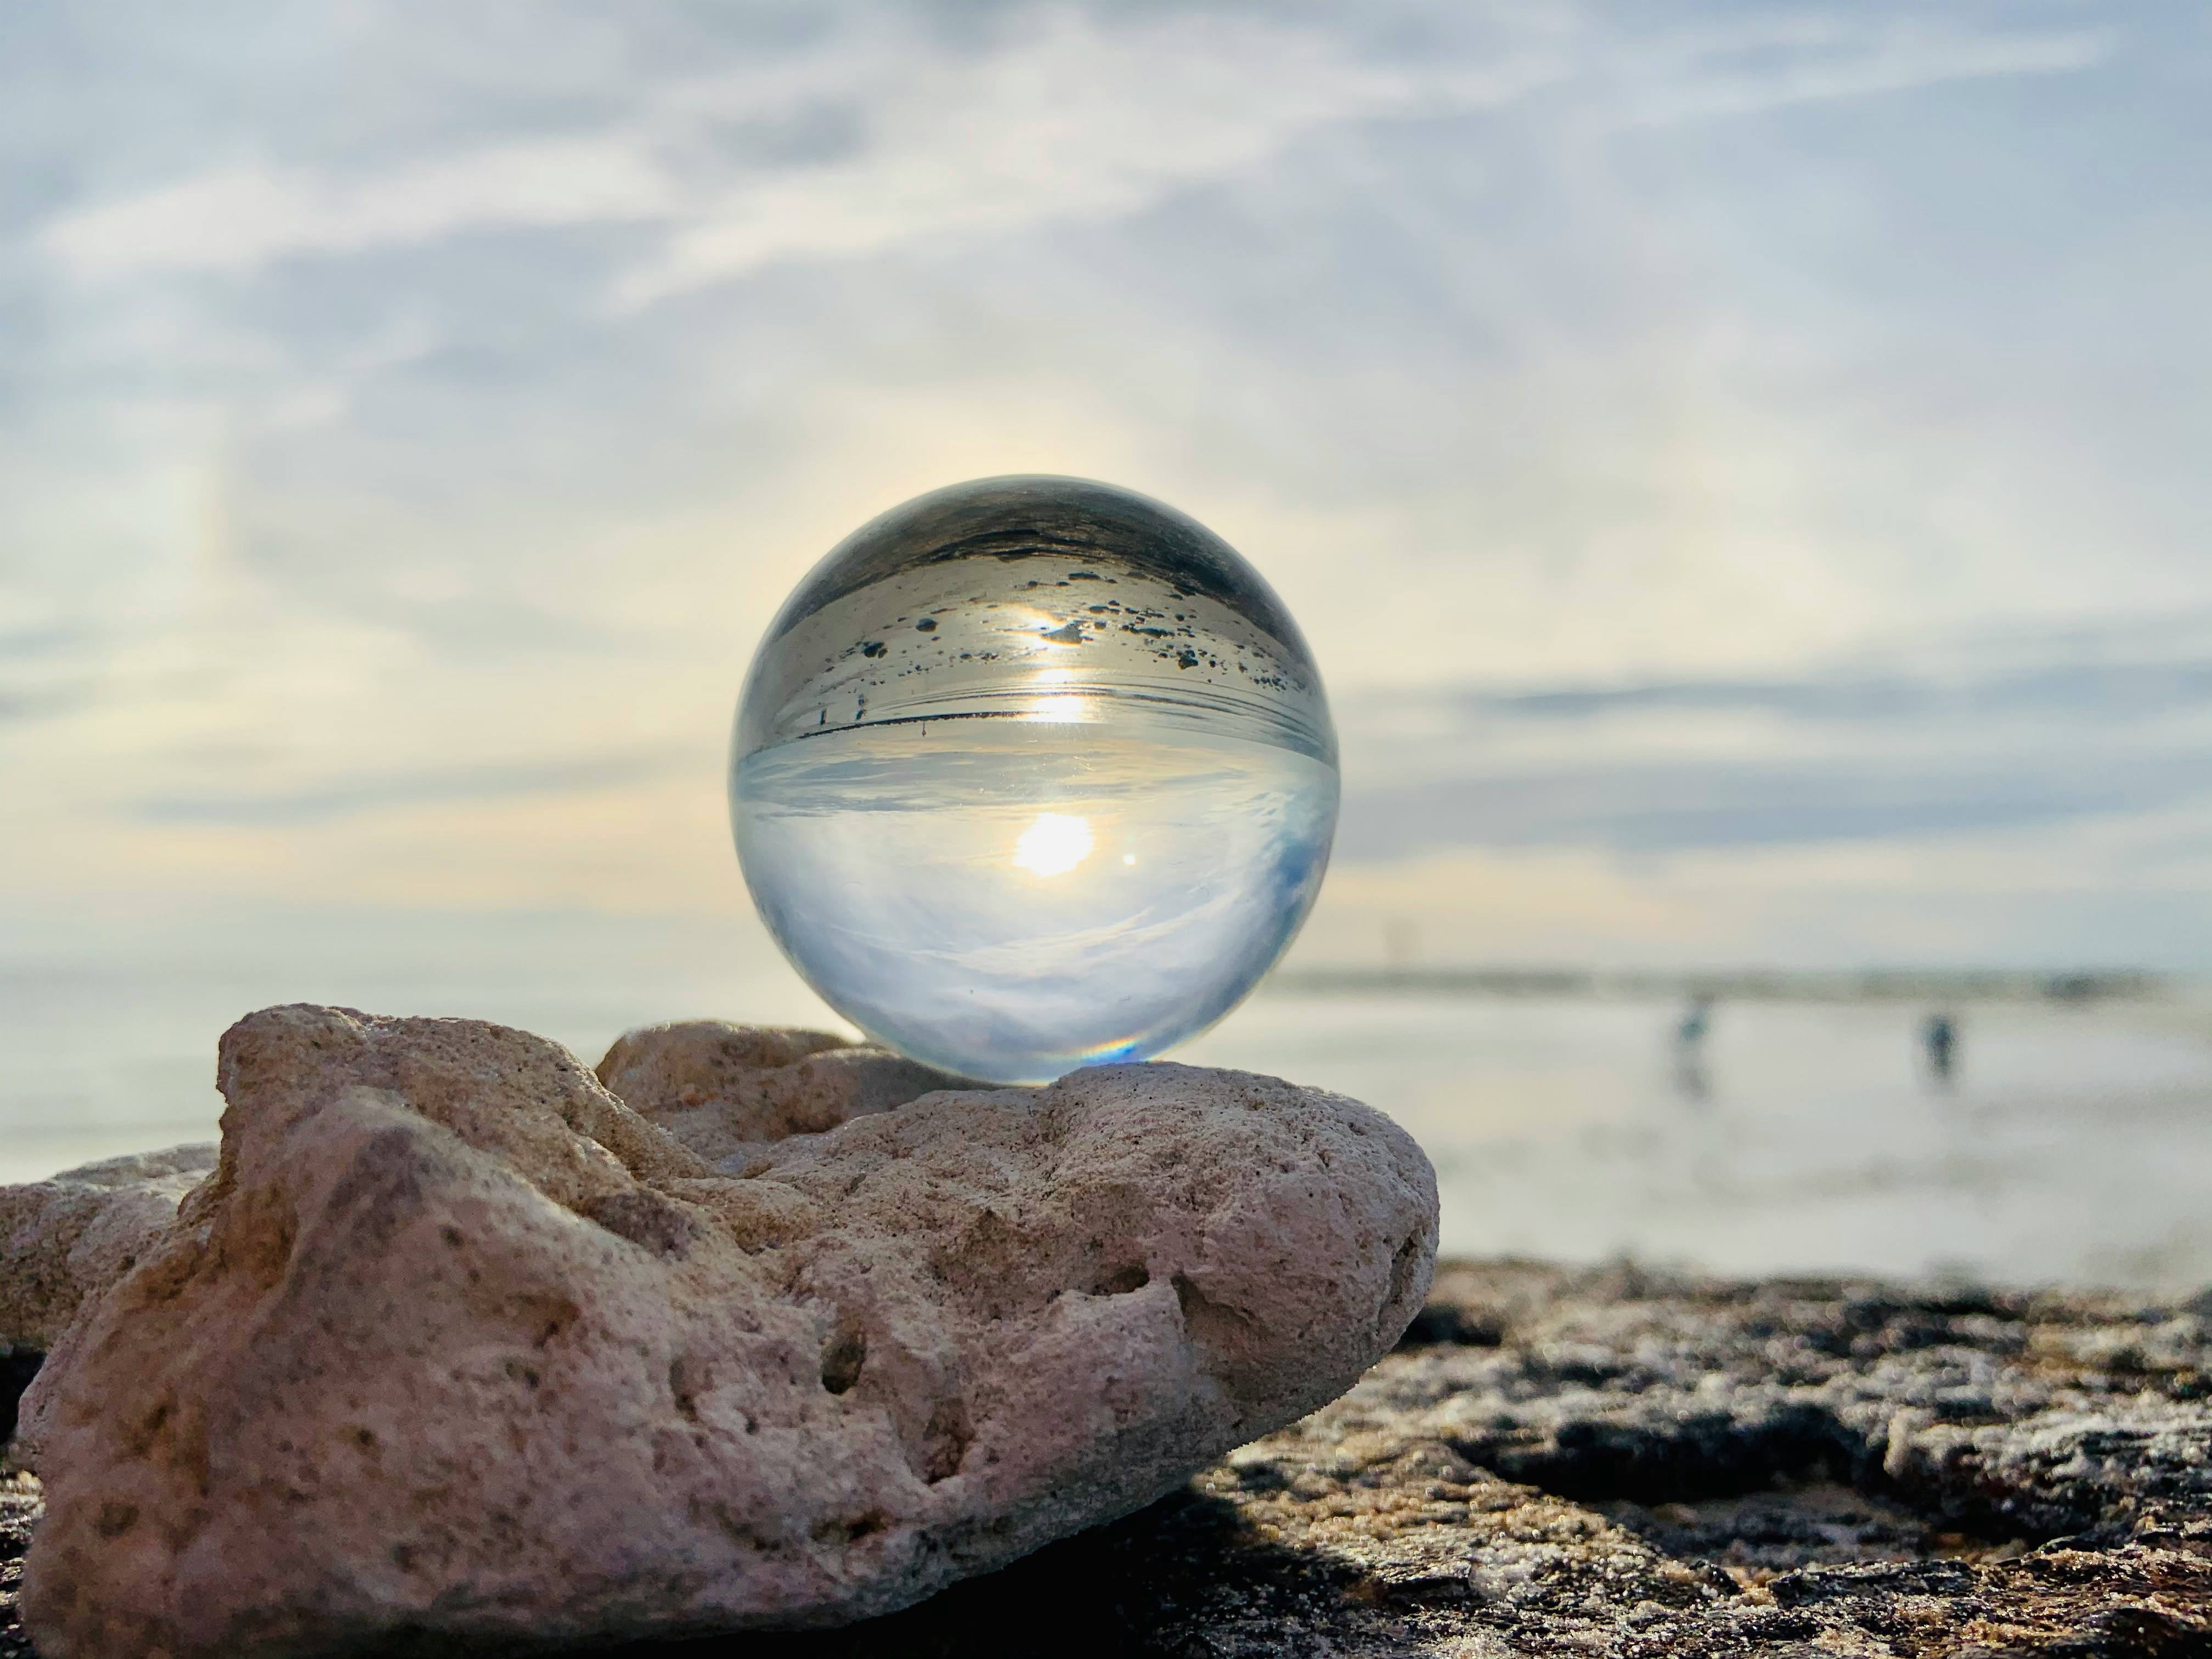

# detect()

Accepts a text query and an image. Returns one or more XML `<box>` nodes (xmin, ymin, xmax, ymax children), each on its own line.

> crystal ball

<box><xmin>730</xmin><ymin>476</ymin><xmax>1338</xmax><ymax>1085</ymax></box>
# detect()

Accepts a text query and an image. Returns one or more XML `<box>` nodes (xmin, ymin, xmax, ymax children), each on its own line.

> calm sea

<box><xmin>4</xmin><ymin>914</ymin><xmax>2207</xmax><ymax>1294</ymax></box>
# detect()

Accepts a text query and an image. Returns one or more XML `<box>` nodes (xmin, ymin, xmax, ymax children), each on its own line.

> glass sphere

<box><xmin>730</xmin><ymin>476</ymin><xmax>1338</xmax><ymax>1085</ymax></box>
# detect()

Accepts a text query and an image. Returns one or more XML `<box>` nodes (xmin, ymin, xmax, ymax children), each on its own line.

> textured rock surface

<box><xmin>2</xmin><ymin>1474</ymin><xmax>36</xmax><ymax>1659</ymax></box>
<box><xmin>652</xmin><ymin>1262</ymin><xmax>2212</xmax><ymax>1655</ymax></box>
<box><xmin>11</xmin><ymin>1006</ymin><xmax>1436</xmax><ymax>1657</ymax></box>
<box><xmin>595</xmin><ymin>1020</ymin><xmax>971</xmax><ymax>1166</ymax></box>
<box><xmin>0</xmin><ymin>1147</ymin><xmax>217</xmax><ymax>1352</ymax></box>
<box><xmin>4</xmin><ymin>1260</ymin><xmax>2209</xmax><ymax>1654</ymax></box>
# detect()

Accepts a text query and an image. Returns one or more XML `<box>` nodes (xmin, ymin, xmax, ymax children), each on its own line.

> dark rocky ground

<box><xmin>7</xmin><ymin>1260</ymin><xmax>2210</xmax><ymax>1657</ymax></box>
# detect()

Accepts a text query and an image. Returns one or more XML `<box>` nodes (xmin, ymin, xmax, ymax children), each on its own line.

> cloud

<box><xmin>611</xmin><ymin>12</ymin><xmax>1469</xmax><ymax>306</ymax></box>
<box><xmin>37</xmin><ymin>10</ymin><xmax>1451</xmax><ymax>292</ymax></box>
<box><xmin>1340</xmin><ymin>751</ymin><xmax>2207</xmax><ymax>859</ymax></box>
<box><xmin>608</xmin><ymin>7</ymin><xmax>2117</xmax><ymax>300</ymax></box>
<box><xmin>1333</xmin><ymin>623</ymin><xmax>2212</xmax><ymax>859</ymax></box>
<box><xmin>130</xmin><ymin>751</ymin><xmax>696</xmax><ymax>825</ymax></box>
<box><xmin>1601</xmin><ymin>14</ymin><xmax>2114</xmax><ymax>127</ymax></box>
<box><xmin>1</xmin><ymin>0</ymin><xmax>2197</xmax><ymax>976</ymax></box>
<box><xmin>32</xmin><ymin>4</ymin><xmax>2110</xmax><ymax>304</ymax></box>
<box><xmin>1457</xmin><ymin>658</ymin><xmax>2212</xmax><ymax>727</ymax></box>
<box><xmin>42</xmin><ymin>139</ymin><xmax>681</xmax><ymax>277</ymax></box>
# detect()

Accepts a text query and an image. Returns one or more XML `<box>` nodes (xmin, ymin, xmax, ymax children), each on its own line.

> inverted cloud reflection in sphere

<box><xmin>730</xmin><ymin>476</ymin><xmax>1339</xmax><ymax>1085</ymax></box>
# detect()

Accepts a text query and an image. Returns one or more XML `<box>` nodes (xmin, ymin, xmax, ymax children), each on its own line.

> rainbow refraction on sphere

<box><xmin>730</xmin><ymin>476</ymin><xmax>1339</xmax><ymax>1085</ymax></box>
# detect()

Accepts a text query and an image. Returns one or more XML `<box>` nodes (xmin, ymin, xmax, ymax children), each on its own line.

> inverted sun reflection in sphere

<box><xmin>1013</xmin><ymin>813</ymin><xmax>1094</xmax><ymax>878</ymax></box>
<box><xmin>730</xmin><ymin>476</ymin><xmax>1339</xmax><ymax>1085</ymax></box>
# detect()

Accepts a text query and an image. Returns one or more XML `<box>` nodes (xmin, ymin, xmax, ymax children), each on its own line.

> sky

<box><xmin>2</xmin><ymin>0</ymin><xmax>2208</xmax><ymax>986</ymax></box>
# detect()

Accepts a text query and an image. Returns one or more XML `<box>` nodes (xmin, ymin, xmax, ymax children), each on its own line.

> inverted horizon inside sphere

<box><xmin>730</xmin><ymin>476</ymin><xmax>1339</xmax><ymax>1085</ymax></box>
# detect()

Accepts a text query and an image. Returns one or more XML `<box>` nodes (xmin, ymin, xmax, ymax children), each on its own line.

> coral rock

<box><xmin>0</xmin><ymin>1145</ymin><xmax>217</xmax><ymax>1353</ymax></box>
<box><xmin>15</xmin><ymin>1005</ymin><xmax>1436</xmax><ymax>1657</ymax></box>
<box><xmin>594</xmin><ymin>1020</ymin><xmax>969</xmax><ymax>1165</ymax></box>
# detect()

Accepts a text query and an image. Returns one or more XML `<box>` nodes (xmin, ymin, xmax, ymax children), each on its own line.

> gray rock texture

<box><xmin>4</xmin><ymin>1259</ymin><xmax>2210</xmax><ymax>1653</ymax></box>
<box><xmin>9</xmin><ymin>1006</ymin><xmax>1436</xmax><ymax>1658</ymax></box>
<box><xmin>0</xmin><ymin>1146</ymin><xmax>217</xmax><ymax>1352</ymax></box>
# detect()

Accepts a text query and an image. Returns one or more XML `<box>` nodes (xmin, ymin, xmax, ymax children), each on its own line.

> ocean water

<box><xmin>2</xmin><ymin>918</ymin><xmax>2206</xmax><ymax>1293</ymax></box>
<box><xmin>1182</xmin><ymin>989</ymin><xmax>2212</xmax><ymax>1292</ymax></box>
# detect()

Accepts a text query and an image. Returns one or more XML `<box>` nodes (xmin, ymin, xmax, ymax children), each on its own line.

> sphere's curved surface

<box><xmin>731</xmin><ymin>476</ymin><xmax>1338</xmax><ymax>1085</ymax></box>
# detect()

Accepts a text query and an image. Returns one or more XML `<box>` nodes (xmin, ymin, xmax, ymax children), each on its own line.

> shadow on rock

<box><xmin>0</xmin><ymin>1355</ymin><xmax>37</xmax><ymax>1451</ymax></box>
<box><xmin>606</xmin><ymin>1488</ymin><xmax>1355</xmax><ymax>1659</ymax></box>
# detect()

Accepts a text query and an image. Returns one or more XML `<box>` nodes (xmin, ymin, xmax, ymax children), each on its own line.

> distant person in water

<box><xmin>1677</xmin><ymin>995</ymin><xmax>1714</xmax><ymax>1049</ymax></box>
<box><xmin>1672</xmin><ymin>995</ymin><xmax>1714</xmax><ymax>1102</ymax></box>
<box><xmin>1922</xmin><ymin>1012</ymin><xmax>1957</xmax><ymax>1086</ymax></box>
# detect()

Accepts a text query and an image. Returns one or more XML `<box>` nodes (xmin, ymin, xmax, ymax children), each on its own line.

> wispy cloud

<box><xmin>1457</xmin><ymin>658</ymin><xmax>2212</xmax><ymax>727</ymax></box>
<box><xmin>131</xmin><ymin>749</ymin><xmax>692</xmax><ymax>825</ymax></box>
<box><xmin>42</xmin><ymin>139</ymin><xmax>682</xmax><ymax>278</ymax></box>
<box><xmin>1600</xmin><ymin>14</ymin><xmax>2114</xmax><ymax>127</ymax></box>
<box><xmin>32</xmin><ymin>4</ymin><xmax>2112</xmax><ymax>304</ymax></box>
<box><xmin>1342</xmin><ymin>748</ymin><xmax>2207</xmax><ymax>858</ymax></box>
<box><xmin>1335</xmin><ymin>622</ymin><xmax>2212</xmax><ymax>859</ymax></box>
<box><xmin>1</xmin><ymin>0</ymin><xmax>2201</xmax><ymax>973</ymax></box>
<box><xmin>611</xmin><ymin>13</ymin><xmax>1481</xmax><ymax>306</ymax></box>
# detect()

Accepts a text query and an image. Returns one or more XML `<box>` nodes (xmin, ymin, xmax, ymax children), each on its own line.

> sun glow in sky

<box><xmin>0</xmin><ymin>0</ymin><xmax>2205</xmax><ymax>976</ymax></box>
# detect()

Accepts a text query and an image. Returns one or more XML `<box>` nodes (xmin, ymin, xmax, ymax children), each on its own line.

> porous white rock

<box><xmin>0</xmin><ymin>1144</ymin><xmax>218</xmax><ymax>1352</ymax></box>
<box><xmin>595</xmin><ymin>1019</ymin><xmax>971</xmax><ymax>1165</ymax></box>
<box><xmin>18</xmin><ymin>1005</ymin><xmax>1436</xmax><ymax>1658</ymax></box>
